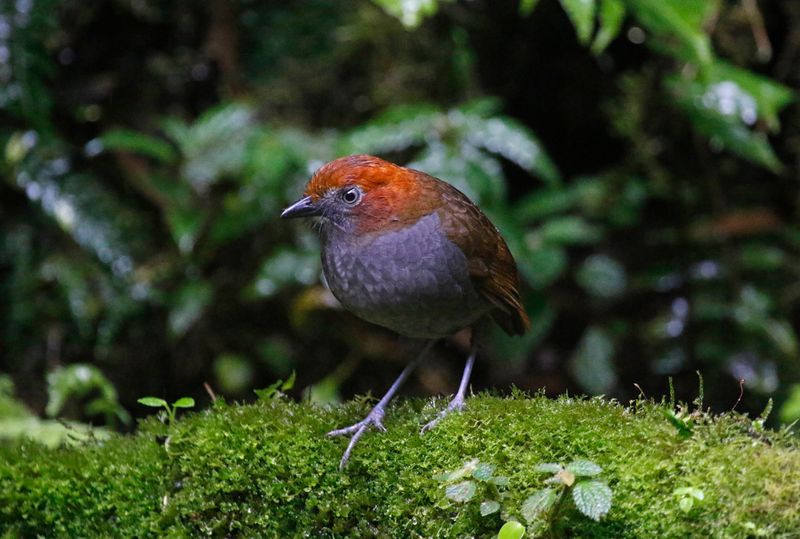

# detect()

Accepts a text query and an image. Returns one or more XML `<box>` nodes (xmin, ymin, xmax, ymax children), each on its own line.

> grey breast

<box><xmin>320</xmin><ymin>212</ymin><xmax>491</xmax><ymax>339</ymax></box>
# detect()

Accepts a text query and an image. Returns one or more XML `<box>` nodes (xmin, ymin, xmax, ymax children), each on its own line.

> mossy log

<box><xmin>1</xmin><ymin>394</ymin><xmax>798</xmax><ymax>537</ymax></box>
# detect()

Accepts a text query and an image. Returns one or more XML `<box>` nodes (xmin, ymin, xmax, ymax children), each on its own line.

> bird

<box><xmin>281</xmin><ymin>154</ymin><xmax>529</xmax><ymax>468</ymax></box>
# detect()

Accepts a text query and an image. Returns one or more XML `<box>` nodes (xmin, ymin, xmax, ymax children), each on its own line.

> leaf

<box><xmin>592</xmin><ymin>0</ymin><xmax>625</xmax><ymax>55</ymax></box>
<box><xmin>576</xmin><ymin>254</ymin><xmax>627</xmax><ymax>298</ymax></box>
<box><xmin>371</xmin><ymin>0</ymin><xmax>444</xmax><ymax>29</ymax></box>
<box><xmin>519</xmin><ymin>0</ymin><xmax>540</xmax><ymax>16</ymax></box>
<box><xmin>166</xmin><ymin>206</ymin><xmax>206</xmax><ymax>255</ymax></box>
<box><xmin>513</xmin><ymin>188</ymin><xmax>576</xmax><ymax>222</ymax></box>
<box><xmin>572</xmin><ymin>480</ymin><xmax>612</xmax><ymax>520</ymax></box>
<box><xmin>339</xmin><ymin>103</ymin><xmax>440</xmax><ymax>155</ymax></box>
<box><xmin>624</xmin><ymin>0</ymin><xmax>715</xmax><ymax>64</ymax></box>
<box><xmin>172</xmin><ymin>397</ymin><xmax>195</xmax><ymax>409</ymax></box>
<box><xmin>674</xmin><ymin>486</ymin><xmax>704</xmax><ymax>500</ymax></box>
<box><xmin>168</xmin><ymin>280</ymin><xmax>213</xmax><ymax>338</ymax></box>
<box><xmin>707</xmin><ymin>61</ymin><xmax>795</xmax><ymax>132</ymax></box>
<box><xmin>472</xmin><ymin>463</ymin><xmax>495</xmax><ymax>481</ymax></box>
<box><xmin>668</xmin><ymin>75</ymin><xmax>784</xmax><ymax>172</ymax></box>
<box><xmin>250</xmin><ymin>247</ymin><xmax>320</xmax><ymax>299</ymax></box>
<box><xmin>138</xmin><ymin>397</ymin><xmax>167</xmax><ymax>408</ymax></box>
<box><xmin>533</xmin><ymin>463</ymin><xmax>563</xmax><ymax>474</ymax></box>
<box><xmin>779</xmin><ymin>385</ymin><xmax>800</xmax><ymax>424</ymax></box>
<box><xmin>560</xmin><ymin>0</ymin><xmax>597</xmax><ymax>45</ymax></box>
<box><xmin>43</xmin><ymin>363</ymin><xmax>130</xmax><ymax>426</ymax></box>
<box><xmin>461</xmin><ymin>114</ymin><xmax>561</xmax><ymax>186</ymax></box>
<box><xmin>445</xmin><ymin>480</ymin><xmax>477</xmax><ymax>503</ymax></box>
<box><xmin>539</xmin><ymin>216</ymin><xmax>603</xmax><ymax>245</ymax></box>
<box><xmin>566</xmin><ymin>460</ymin><xmax>603</xmax><ymax>477</ymax></box>
<box><xmin>100</xmin><ymin>129</ymin><xmax>177</xmax><ymax>163</ymax></box>
<box><xmin>281</xmin><ymin>371</ymin><xmax>296</xmax><ymax>391</ymax></box>
<box><xmin>498</xmin><ymin>521</ymin><xmax>525</xmax><ymax>539</ymax></box>
<box><xmin>521</xmin><ymin>488</ymin><xmax>558</xmax><ymax>522</ymax></box>
<box><xmin>440</xmin><ymin>458</ymin><xmax>480</xmax><ymax>482</ymax></box>
<box><xmin>518</xmin><ymin>246</ymin><xmax>568</xmax><ymax>290</ymax></box>
<box><xmin>214</xmin><ymin>354</ymin><xmax>255</xmax><ymax>394</ymax></box>
<box><xmin>664</xmin><ymin>409</ymin><xmax>694</xmax><ymax>438</ymax></box>
<box><xmin>569</xmin><ymin>326</ymin><xmax>618</xmax><ymax>395</ymax></box>
<box><xmin>480</xmin><ymin>500</ymin><xmax>501</xmax><ymax>516</ymax></box>
<box><xmin>169</xmin><ymin>103</ymin><xmax>256</xmax><ymax>191</ymax></box>
<box><xmin>490</xmin><ymin>476</ymin><xmax>510</xmax><ymax>487</ymax></box>
<box><xmin>254</xmin><ymin>373</ymin><xmax>294</xmax><ymax>401</ymax></box>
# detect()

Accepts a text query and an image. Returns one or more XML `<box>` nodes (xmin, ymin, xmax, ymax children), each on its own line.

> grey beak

<box><xmin>281</xmin><ymin>196</ymin><xmax>320</xmax><ymax>219</ymax></box>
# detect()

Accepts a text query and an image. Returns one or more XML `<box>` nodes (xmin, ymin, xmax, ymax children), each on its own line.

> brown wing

<box><xmin>421</xmin><ymin>174</ymin><xmax>530</xmax><ymax>336</ymax></box>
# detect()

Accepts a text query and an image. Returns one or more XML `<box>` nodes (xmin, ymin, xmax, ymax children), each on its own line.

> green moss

<box><xmin>1</xmin><ymin>395</ymin><xmax>798</xmax><ymax>537</ymax></box>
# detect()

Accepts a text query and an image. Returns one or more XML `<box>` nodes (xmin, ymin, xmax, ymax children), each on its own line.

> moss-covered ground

<box><xmin>1</xmin><ymin>394</ymin><xmax>799</xmax><ymax>538</ymax></box>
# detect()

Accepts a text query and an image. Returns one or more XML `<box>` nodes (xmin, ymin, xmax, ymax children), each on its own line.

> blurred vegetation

<box><xmin>1</xmin><ymin>0</ymin><xmax>800</xmax><ymax>431</ymax></box>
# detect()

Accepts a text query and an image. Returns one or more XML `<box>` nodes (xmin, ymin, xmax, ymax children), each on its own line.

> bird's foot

<box><xmin>420</xmin><ymin>394</ymin><xmax>466</xmax><ymax>434</ymax></box>
<box><xmin>327</xmin><ymin>406</ymin><xmax>387</xmax><ymax>469</ymax></box>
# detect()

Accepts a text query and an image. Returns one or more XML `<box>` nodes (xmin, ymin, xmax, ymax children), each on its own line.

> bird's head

<box><xmin>281</xmin><ymin>155</ymin><xmax>431</xmax><ymax>235</ymax></box>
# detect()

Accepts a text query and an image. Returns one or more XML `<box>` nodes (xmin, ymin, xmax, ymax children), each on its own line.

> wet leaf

<box><xmin>521</xmin><ymin>488</ymin><xmax>558</xmax><ymax>521</ymax></box>
<box><xmin>498</xmin><ymin>521</ymin><xmax>525</xmax><ymax>539</ymax></box>
<box><xmin>533</xmin><ymin>463</ymin><xmax>563</xmax><ymax>474</ymax></box>
<box><xmin>138</xmin><ymin>397</ymin><xmax>167</xmax><ymax>408</ymax></box>
<box><xmin>479</xmin><ymin>500</ymin><xmax>500</xmax><ymax>516</ymax></box>
<box><xmin>172</xmin><ymin>397</ymin><xmax>195</xmax><ymax>409</ymax></box>
<box><xmin>472</xmin><ymin>463</ymin><xmax>495</xmax><ymax>481</ymax></box>
<box><xmin>572</xmin><ymin>480</ymin><xmax>612</xmax><ymax>520</ymax></box>
<box><xmin>445</xmin><ymin>480</ymin><xmax>477</xmax><ymax>503</ymax></box>
<box><xmin>566</xmin><ymin>460</ymin><xmax>603</xmax><ymax>477</ymax></box>
<box><xmin>100</xmin><ymin>129</ymin><xmax>177</xmax><ymax>163</ymax></box>
<box><xmin>560</xmin><ymin>0</ymin><xmax>596</xmax><ymax>45</ymax></box>
<box><xmin>592</xmin><ymin>0</ymin><xmax>625</xmax><ymax>54</ymax></box>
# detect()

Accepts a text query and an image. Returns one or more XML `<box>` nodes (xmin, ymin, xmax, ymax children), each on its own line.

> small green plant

<box><xmin>47</xmin><ymin>364</ymin><xmax>131</xmax><ymax>427</ymax></box>
<box><xmin>498</xmin><ymin>520</ymin><xmax>525</xmax><ymax>539</ymax></box>
<box><xmin>435</xmin><ymin>458</ymin><xmax>509</xmax><ymax>516</ymax></box>
<box><xmin>664</xmin><ymin>374</ymin><xmax>710</xmax><ymax>438</ymax></box>
<box><xmin>664</xmin><ymin>407</ymin><xmax>695</xmax><ymax>438</ymax></box>
<box><xmin>752</xmin><ymin>398</ymin><xmax>773</xmax><ymax>433</ymax></box>
<box><xmin>522</xmin><ymin>460</ymin><xmax>612</xmax><ymax>536</ymax></box>
<box><xmin>137</xmin><ymin>396</ymin><xmax>195</xmax><ymax>426</ymax></box>
<box><xmin>253</xmin><ymin>371</ymin><xmax>296</xmax><ymax>400</ymax></box>
<box><xmin>436</xmin><ymin>457</ymin><xmax>612</xmax><ymax>538</ymax></box>
<box><xmin>673</xmin><ymin>486</ymin><xmax>704</xmax><ymax>513</ymax></box>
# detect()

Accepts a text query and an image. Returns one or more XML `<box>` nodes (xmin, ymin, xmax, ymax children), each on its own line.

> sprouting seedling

<box><xmin>673</xmin><ymin>486</ymin><xmax>704</xmax><ymax>513</ymax></box>
<box><xmin>435</xmin><ymin>459</ymin><xmax>509</xmax><ymax>517</ymax></box>
<box><xmin>254</xmin><ymin>371</ymin><xmax>296</xmax><ymax>400</ymax></box>
<box><xmin>752</xmin><ymin>398</ymin><xmax>773</xmax><ymax>433</ymax></box>
<box><xmin>137</xmin><ymin>396</ymin><xmax>195</xmax><ymax>426</ymax></box>
<box><xmin>497</xmin><ymin>520</ymin><xmax>525</xmax><ymax>539</ymax></box>
<box><xmin>664</xmin><ymin>407</ymin><xmax>695</xmax><ymax>438</ymax></box>
<box><xmin>522</xmin><ymin>459</ymin><xmax>612</xmax><ymax>534</ymax></box>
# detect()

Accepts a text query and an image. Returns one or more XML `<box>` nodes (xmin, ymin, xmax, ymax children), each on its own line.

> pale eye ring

<box><xmin>341</xmin><ymin>187</ymin><xmax>361</xmax><ymax>205</ymax></box>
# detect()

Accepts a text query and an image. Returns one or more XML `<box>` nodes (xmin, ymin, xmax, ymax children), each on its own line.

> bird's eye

<box><xmin>341</xmin><ymin>187</ymin><xmax>361</xmax><ymax>205</ymax></box>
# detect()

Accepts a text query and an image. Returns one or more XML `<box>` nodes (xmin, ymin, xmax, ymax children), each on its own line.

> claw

<box><xmin>420</xmin><ymin>395</ymin><xmax>466</xmax><ymax>434</ymax></box>
<box><xmin>326</xmin><ymin>341</ymin><xmax>435</xmax><ymax>469</ymax></box>
<box><xmin>327</xmin><ymin>408</ymin><xmax>387</xmax><ymax>469</ymax></box>
<box><xmin>327</xmin><ymin>408</ymin><xmax>385</xmax><ymax>438</ymax></box>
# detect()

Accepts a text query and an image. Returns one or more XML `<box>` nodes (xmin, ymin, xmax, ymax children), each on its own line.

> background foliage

<box><xmin>1</xmin><ymin>0</ymin><xmax>800</xmax><ymax>431</ymax></box>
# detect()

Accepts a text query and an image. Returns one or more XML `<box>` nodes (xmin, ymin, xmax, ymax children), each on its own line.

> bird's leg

<box><xmin>328</xmin><ymin>340</ymin><xmax>435</xmax><ymax>469</ymax></box>
<box><xmin>420</xmin><ymin>337</ymin><xmax>478</xmax><ymax>434</ymax></box>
